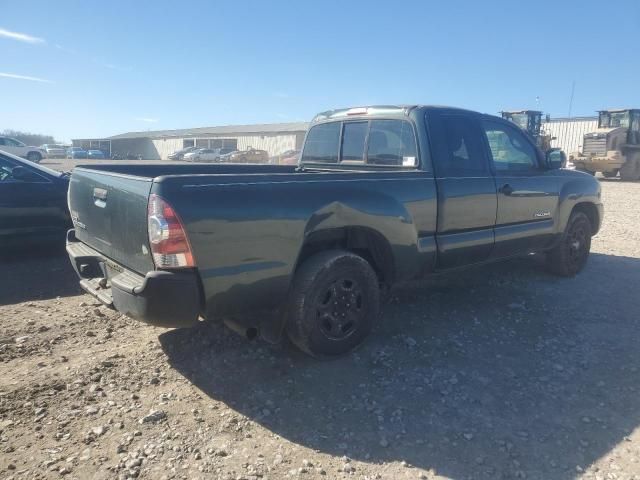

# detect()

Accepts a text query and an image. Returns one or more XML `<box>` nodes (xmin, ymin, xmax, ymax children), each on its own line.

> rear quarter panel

<box><xmin>154</xmin><ymin>171</ymin><xmax>437</xmax><ymax>320</ymax></box>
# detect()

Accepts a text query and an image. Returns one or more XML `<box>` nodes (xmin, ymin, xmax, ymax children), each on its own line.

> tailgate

<box><xmin>68</xmin><ymin>168</ymin><xmax>155</xmax><ymax>274</ymax></box>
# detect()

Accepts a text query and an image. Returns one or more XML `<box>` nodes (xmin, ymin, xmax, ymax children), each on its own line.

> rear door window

<box><xmin>432</xmin><ymin>114</ymin><xmax>489</xmax><ymax>177</ymax></box>
<box><xmin>341</xmin><ymin>122</ymin><xmax>367</xmax><ymax>161</ymax></box>
<box><xmin>367</xmin><ymin>120</ymin><xmax>417</xmax><ymax>166</ymax></box>
<box><xmin>301</xmin><ymin>122</ymin><xmax>340</xmax><ymax>163</ymax></box>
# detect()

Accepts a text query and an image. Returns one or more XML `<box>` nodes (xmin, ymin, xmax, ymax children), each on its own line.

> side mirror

<box><xmin>546</xmin><ymin>149</ymin><xmax>566</xmax><ymax>169</ymax></box>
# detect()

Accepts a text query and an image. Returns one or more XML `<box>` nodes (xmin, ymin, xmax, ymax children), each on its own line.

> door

<box><xmin>426</xmin><ymin>110</ymin><xmax>498</xmax><ymax>269</ymax></box>
<box><xmin>7</xmin><ymin>137</ymin><xmax>28</xmax><ymax>156</ymax></box>
<box><xmin>481</xmin><ymin>118</ymin><xmax>559</xmax><ymax>257</ymax></box>
<box><xmin>0</xmin><ymin>154</ymin><xmax>67</xmax><ymax>242</ymax></box>
<box><xmin>0</xmin><ymin>137</ymin><xmax>23</xmax><ymax>156</ymax></box>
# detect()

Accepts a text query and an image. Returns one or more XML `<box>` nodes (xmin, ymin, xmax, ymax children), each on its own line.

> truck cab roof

<box><xmin>311</xmin><ymin>105</ymin><xmax>480</xmax><ymax>124</ymax></box>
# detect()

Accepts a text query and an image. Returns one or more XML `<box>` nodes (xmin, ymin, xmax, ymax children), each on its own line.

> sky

<box><xmin>1</xmin><ymin>0</ymin><xmax>639</xmax><ymax>142</ymax></box>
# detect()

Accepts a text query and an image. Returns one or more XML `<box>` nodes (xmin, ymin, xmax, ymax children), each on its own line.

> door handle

<box><xmin>499</xmin><ymin>183</ymin><xmax>514</xmax><ymax>195</ymax></box>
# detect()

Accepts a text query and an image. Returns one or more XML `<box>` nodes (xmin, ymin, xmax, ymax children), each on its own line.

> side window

<box><xmin>434</xmin><ymin>114</ymin><xmax>489</xmax><ymax>177</ymax></box>
<box><xmin>0</xmin><ymin>156</ymin><xmax>14</xmax><ymax>181</ymax></box>
<box><xmin>6</xmin><ymin>138</ymin><xmax>22</xmax><ymax>147</ymax></box>
<box><xmin>367</xmin><ymin>120</ymin><xmax>417</xmax><ymax>166</ymax></box>
<box><xmin>301</xmin><ymin>122</ymin><xmax>340</xmax><ymax>163</ymax></box>
<box><xmin>0</xmin><ymin>154</ymin><xmax>47</xmax><ymax>183</ymax></box>
<box><xmin>0</xmin><ymin>138</ymin><xmax>5</xmax><ymax>146</ymax></box>
<box><xmin>483</xmin><ymin>120</ymin><xmax>538</xmax><ymax>172</ymax></box>
<box><xmin>341</xmin><ymin>122</ymin><xmax>367</xmax><ymax>161</ymax></box>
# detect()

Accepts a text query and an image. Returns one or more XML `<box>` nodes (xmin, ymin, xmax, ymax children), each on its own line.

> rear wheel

<box><xmin>546</xmin><ymin>211</ymin><xmax>592</xmax><ymax>277</ymax></box>
<box><xmin>286</xmin><ymin>250</ymin><xmax>380</xmax><ymax>357</ymax></box>
<box><xmin>26</xmin><ymin>151</ymin><xmax>42</xmax><ymax>163</ymax></box>
<box><xmin>602</xmin><ymin>169</ymin><xmax>619</xmax><ymax>178</ymax></box>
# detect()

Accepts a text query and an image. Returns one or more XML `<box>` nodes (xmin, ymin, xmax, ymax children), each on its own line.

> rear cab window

<box><xmin>301</xmin><ymin>118</ymin><xmax>418</xmax><ymax>168</ymax></box>
<box><xmin>301</xmin><ymin>122</ymin><xmax>340</xmax><ymax>163</ymax></box>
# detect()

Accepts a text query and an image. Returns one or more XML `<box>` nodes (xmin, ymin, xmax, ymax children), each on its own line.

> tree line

<box><xmin>2</xmin><ymin>129</ymin><xmax>58</xmax><ymax>146</ymax></box>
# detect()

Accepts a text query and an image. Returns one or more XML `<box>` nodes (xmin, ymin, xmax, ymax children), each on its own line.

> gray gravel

<box><xmin>1</xmin><ymin>179</ymin><xmax>640</xmax><ymax>480</ymax></box>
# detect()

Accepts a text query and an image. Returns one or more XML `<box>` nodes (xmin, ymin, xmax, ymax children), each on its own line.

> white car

<box><xmin>41</xmin><ymin>144</ymin><xmax>67</xmax><ymax>159</ymax></box>
<box><xmin>183</xmin><ymin>147</ymin><xmax>235</xmax><ymax>162</ymax></box>
<box><xmin>0</xmin><ymin>136</ymin><xmax>47</xmax><ymax>163</ymax></box>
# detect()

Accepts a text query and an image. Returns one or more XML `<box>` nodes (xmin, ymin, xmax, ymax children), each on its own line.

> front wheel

<box><xmin>620</xmin><ymin>155</ymin><xmax>640</xmax><ymax>181</ymax></box>
<box><xmin>286</xmin><ymin>250</ymin><xmax>380</xmax><ymax>357</ymax></box>
<box><xmin>546</xmin><ymin>211</ymin><xmax>592</xmax><ymax>277</ymax></box>
<box><xmin>602</xmin><ymin>170</ymin><xmax>619</xmax><ymax>178</ymax></box>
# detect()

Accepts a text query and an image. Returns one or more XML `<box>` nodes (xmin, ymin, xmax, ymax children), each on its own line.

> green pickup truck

<box><xmin>66</xmin><ymin>105</ymin><xmax>603</xmax><ymax>357</ymax></box>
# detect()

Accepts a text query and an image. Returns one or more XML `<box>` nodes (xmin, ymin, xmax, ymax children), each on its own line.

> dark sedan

<box><xmin>67</xmin><ymin>147</ymin><xmax>88</xmax><ymax>159</ymax></box>
<box><xmin>0</xmin><ymin>151</ymin><xmax>70</xmax><ymax>248</ymax></box>
<box><xmin>87</xmin><ymin>149</ymin><xmax>106</xmax><ymax>159</ymax></box>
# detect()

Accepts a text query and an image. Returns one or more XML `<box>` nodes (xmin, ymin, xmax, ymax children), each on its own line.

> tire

<box><xmin>602</xmin><ymin>170</ymin><xmax>618</xmax><ymax>178</ymax></box>
<box><xmin>546</xmin><ymin>211</ymin><xmax>592</xmax><ymax>277</ymax></box>
<box><xmin>620</xmin><ymin>155</ymin><xmax>640</xmax><ymax>181</ymax></box>
<box><xmin>286</xmin><ymin>250</ymin><xmax>380</xmax><ymax>358</ymax></box>
<box><xmin>26</xmin><ymin>151</ymin><xmax>42</xmax><ymax>163</ymax></box>
<box><xmin>576</xmin><ymin>168</ymin><xmax>595</xmax><ymax>176</ymax></box>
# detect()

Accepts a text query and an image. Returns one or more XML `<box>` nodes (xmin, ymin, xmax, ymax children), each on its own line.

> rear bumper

<box><xmin>66</xmin><ymin>230</ymin><xmax>201</xmax><ymax>328</ymax></box>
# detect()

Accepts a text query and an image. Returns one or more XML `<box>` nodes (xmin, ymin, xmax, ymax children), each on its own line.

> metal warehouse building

<box><xmin>73</xmin><ymin>122</ymin><xmax>308</xmax><ymax>160</ymax></box>
<box><xmin>543</xmin><ymin>116</ymin><xmax>598</xmax><ymax>155</ymax></box>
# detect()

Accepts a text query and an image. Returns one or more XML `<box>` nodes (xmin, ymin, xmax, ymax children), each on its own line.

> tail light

<box><xmin>147</xmin><ymin>194</ymin><xmax>195</xmax><ymax>268</ymax></box>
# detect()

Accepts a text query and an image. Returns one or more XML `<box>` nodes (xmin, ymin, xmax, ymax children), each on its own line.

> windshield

<box><xmin>600</xmin><ymin>111</ymin><xmax>630</xmax><ymax>128</ymax></box>
<box><xmin>509</xmin><ymin>113</ymin><xmax>529</xmax><ymax>130</ymax></box>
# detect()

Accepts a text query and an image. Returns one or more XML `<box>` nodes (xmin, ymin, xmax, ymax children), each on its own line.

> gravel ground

<box><xmin>1</xmin><ymin>179</ymin><xmax>640</xmax><ymax>480</ymax></box>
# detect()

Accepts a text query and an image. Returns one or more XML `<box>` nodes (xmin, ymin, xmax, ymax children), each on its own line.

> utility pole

<box><xmin>568</xmin><ymin>81</ymin><xmax>576</xmax><ymax>118</ymax></box>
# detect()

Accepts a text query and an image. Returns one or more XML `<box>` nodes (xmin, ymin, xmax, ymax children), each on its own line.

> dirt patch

<box><xmin>1</xmin><ymin>180</ymin><xmax>640</xmax><ymax>480</ymax></box>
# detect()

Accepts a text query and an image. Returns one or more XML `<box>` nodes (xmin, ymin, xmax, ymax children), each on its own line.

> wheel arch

<box><xmin>571</xmin><ymin>202</ymin><xmax>601</xmax><ymax>236</ymax></box>
<box><xmin>294</xmin><ymin>226</ymin><xmax>395</xmax><ymax>286</ymax></box>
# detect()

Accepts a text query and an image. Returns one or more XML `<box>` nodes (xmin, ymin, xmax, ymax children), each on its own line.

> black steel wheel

<box><xmin>286</xmin><ymin>250</ymin><xmax>380</xmax><ymax>357</ymax></box>
<box><xmin>620</xmin><ymin>156</ymin><xmax>640</xmax><ymax>181</ymax></box>
<box><xmin>546</xmin><ymin>211</ymin><xmax>592</xmax><ymax>277</ymax></box>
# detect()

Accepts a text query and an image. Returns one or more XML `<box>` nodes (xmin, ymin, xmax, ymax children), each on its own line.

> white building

<box><xmin>543</xmin><ymin>116</ymin><xmax>598</xmax><ymax>155</ymax></box>
<box><xmin>74</xmin><ymin>122</ymin><xmax>308</xmax><ymax>160</ymax></box>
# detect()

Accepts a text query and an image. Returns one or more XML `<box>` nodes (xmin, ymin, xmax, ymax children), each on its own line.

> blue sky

<box><xmin>1</xmin><ymin>0</ymin><xmax>638</xmax><ymax>142</ymax></box>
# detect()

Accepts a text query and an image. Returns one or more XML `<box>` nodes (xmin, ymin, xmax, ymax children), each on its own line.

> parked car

<box><xmin>168</xmin><ymin>146</ymin><xmax>199</xmax><ymax>161</ymax></box>
<box><xmin>221</xmin><ymin>148</ymin><xmax>269</xmax><ymax>163</ymax></box>
<box><xmin>0</xmin><ymin>136</ymin><xmax>47</xmax><ymax>163</ymax></box>
<box><xmin>87</xmin><ymin>149</ymin><xmax>106</xmax><ymax>159</ymax></box>
<box><xmin>278</xmin><ymin>149</ymin><xmax>300</xmax><ymax>165</ymax></box>
<box><xmin>67</xmin><ymin>147</ymin><xmax>88</xmax><ymax>159</ymax></box>
<box><xmin>0</xmin><ymin>150</ymin><xmax>70</xmax><ymax>247</ymax></box>
<box><xmin>66</xmin><ymin>105</ymin><xmax>603</xmax><ymax>357</ymax></box>
<box><xmin>184</xmin><ymin>147</ymin><xmax>235</xmax><ymax>162</ymax></box>
<box><xmin>41</xmin><ymin>144</ymin><xmax>67</xmax><ymax>159</ymax></box>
